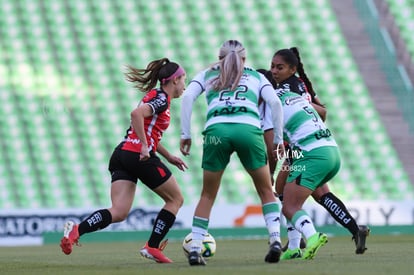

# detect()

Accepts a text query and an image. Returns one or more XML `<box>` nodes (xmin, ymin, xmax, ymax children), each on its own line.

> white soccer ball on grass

<box><xmin>182</xmin><ymin>232</ymin><xmax>216</xmax><ymax>258</ymax></box>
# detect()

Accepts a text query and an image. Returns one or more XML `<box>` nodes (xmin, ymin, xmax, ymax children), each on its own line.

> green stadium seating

<box><xmin>0</xmin><ymin>0</ymin><xmax>412</xmax><ymax>208</ymax></box>
<box><xmin>386</xmin><ymin>0</ymin><xmax>414</xmax><ymax>62</ymax></box>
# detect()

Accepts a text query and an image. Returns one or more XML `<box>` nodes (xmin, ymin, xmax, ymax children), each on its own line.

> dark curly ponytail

<box><xmin>289</xmin><ymin>47</ymin><xmax>316</xmax><ymax>99</ymax></box>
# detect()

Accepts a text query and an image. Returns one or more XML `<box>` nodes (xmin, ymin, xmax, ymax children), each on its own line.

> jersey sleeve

<box><xmin>258</xmin><ymin>73</ymin><xmax>278</xmax><ymax>132</ymax></box>
<box><xmin>260</xmin><ymin>76</ymin><xmax>284</xmax><ymax>144</ymax></box>
<box><xmin>146</xmin><ymin>91</ymin><xmax>168</xmax><ymax>114</ymax></box>
<box><xmin>180</xmin><ymin>70</ymin><xmax>206</xmax><ymax>139</ymax></box>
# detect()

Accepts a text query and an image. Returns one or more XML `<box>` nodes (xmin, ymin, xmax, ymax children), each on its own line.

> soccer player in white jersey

<box><xmin>180</xmin><ymin>40</ymin><xmax>285</xmax><ymax>265</ymax></box>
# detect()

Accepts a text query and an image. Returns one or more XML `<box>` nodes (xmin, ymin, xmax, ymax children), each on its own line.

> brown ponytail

<box><xmin>125</xmin><ymin>58</ymin><xmax>181</xmax><ymax>92</ymax></box>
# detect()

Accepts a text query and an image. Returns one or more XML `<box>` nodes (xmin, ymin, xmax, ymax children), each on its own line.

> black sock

<box><xmin>78</xmin><ymin>209</ymin><xmax>112</xmax><ymax>236</ymax></box>
<box><xmin>148</xmin><ymin>209</ymin><xmax>176</xmax><ymax>248</ymax></box>
<box><xmin>318</xmin><ymin>192</ymin><xmax>359</xmax><ymax>236</ymax></box>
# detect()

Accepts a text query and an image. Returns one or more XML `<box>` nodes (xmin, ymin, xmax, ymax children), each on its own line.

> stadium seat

<box><xmin>0</xmin><ymin>0</ymin><xmax>412</xmax><ymax>208</ymax></box>
<box><xmin>386</xmin><ymin>0</ymin><xmax>414</xmax><ymax>61</ymax></box>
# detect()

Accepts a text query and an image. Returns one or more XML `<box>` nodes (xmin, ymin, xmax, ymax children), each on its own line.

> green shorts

<box><xmin>202</xmin><ymin>123</ymin><xmax>267</xmax><ymax>171</ymax></box>
<box><xmin>286</xmin><ymin>146</ymin><xmax>341</xmax><ymax>191</ymax></box>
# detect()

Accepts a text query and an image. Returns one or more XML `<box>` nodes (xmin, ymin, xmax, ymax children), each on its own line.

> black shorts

<box><xmin>108</xmin><ymin>148</ymin><xmax>172</xmax><ymax>189</ymax></box>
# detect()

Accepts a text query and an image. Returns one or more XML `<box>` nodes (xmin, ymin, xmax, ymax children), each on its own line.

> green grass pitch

<box><xmin>0</xmin><ymin>234</ymin><xmax>413</xmax><ymax>275</ymax></box>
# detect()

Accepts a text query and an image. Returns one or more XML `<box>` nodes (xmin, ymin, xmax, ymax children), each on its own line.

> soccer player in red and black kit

<box><xmin>60</xmin><ymin>58</ymin><xmax>188</xmax><ymax>263</ymax></box>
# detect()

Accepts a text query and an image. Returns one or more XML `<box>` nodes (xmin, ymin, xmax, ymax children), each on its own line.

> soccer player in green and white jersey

<box><xmin>260</xmin><ymin>48</ymin><xmax>369</xmax><ymax>260</ymax></box>
<box><xmin>180</xmin><ymin>40</ymin><xmax>285</xmax><ymax>265</ymax></box>
<box><xmin>261</xmin><ymin>84</ymin><xmax>338</xmax><ymax>260</ymax></box>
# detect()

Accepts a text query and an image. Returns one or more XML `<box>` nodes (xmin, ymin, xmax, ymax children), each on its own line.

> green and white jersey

<box><xmin>276</xmin><ymin>89</ymin><xmax>337</xmax><ymax>151</ymax></box>
<box><xmin>181</xmin><ymin>65</ymin><xmax>283</xmax><ymax>143</ymax></box>
<box><xmin>202</xmin><ymin>66</ymin><xmax>262</xmax><ymax>128</ymax></box>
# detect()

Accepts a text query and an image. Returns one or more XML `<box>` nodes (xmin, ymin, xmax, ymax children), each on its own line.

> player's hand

<box><xmin>139</xmin><ymin>144</ymin><xmax>150</xmax><ymax>161</ymax></box>
<box><xmin>180</xmin><ymin>139</ymin><xmax>192</xmax><ymax>156</ymax></box>
<box><xmin>166</xmin><ymin>155</ymin><xmax>188</xmax><ymax>171</ymax></box>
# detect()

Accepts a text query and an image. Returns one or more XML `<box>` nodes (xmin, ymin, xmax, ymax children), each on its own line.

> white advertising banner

<box><xmin>177</xmin><ymin>200</ymin><xmax>414</xmax><ymax>227</ymax></box>
<box><xmin>0</xmin><ymin>200</ymin><xmax>413</xmax><ymax>246</ymax></box>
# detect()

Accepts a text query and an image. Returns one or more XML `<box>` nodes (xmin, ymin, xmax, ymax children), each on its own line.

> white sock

<box><xmin>286</xmin><ymin>222</ymin><xmax>302</xmax><ymax>249</ymax></box>
<box><xmin>191</xmin><ymin>216</ymin><xmax>208</xmax><ymax>253</ymax></box>
<box><xmin>262</xmin><ymin>202</ymin><xmax>281</xmax><ymax>244</ymax></box>
<box><xmin>292</xmin><ymin>210</ymin><xmax>317</xmax><ymax>240</ymax></box>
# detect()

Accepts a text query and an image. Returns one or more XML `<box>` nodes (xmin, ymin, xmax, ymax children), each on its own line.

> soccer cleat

<box><xmin>302</xmin><ymin>233</ymin><xmax>328</xmax><ymax>260</ymax></box>
<box><xmin>353</xmin><ymin>225</ymin><xmax>370</xmax><ymax>254</ymax></box>
<box><xmin>188</xmin><ymin>251</ymin><xmax>206</xmax><ymax>266</ymax></box>
<box><xmin>281</xmin><ymin>248</ymin><xmax>303</xmax><ymax>260</ymax></box>
<box><xmin>60</xmin><ymin>221</ymin><xmax>80</xmax><ymax>255</ymax></box>
<box><xmin>140</xmin><ymin>240</ymin><xmax>173</xmax><ymax>263</ymax></box>
<box><xmin>265</xmin><ymin>240</ymin><xmax>282</xmax><ymax>263</ymax></box>
<box><xmin>282</xmin><ymin>238</ymin><xmax>307</xmax><ymax>252</ymax></box>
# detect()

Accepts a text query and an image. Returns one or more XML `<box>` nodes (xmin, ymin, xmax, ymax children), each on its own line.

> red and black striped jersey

<box><xmin>278</xmin><ymin>75</ymin><xmax>311</xmax><ymax>101</ymax></box>
<box><xmin>118</xmin><ymin>88</ymin><xmax>170</xmax><ymax>153</ymax></box>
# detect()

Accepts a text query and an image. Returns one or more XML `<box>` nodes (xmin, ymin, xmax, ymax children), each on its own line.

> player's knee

<box><xmin>110</xmin><ymin>209</ymin><xmax>130</xmax><ymax>222</ymax></box>
<box><xmin>176</xmin><ymin>193</ymin><xmax>184</xmax><ymax>208</ymax></box>
<box><xmin>166</xmin><ymin>192</ymin><xmax>184</xmax><ymax>211</ymax></box>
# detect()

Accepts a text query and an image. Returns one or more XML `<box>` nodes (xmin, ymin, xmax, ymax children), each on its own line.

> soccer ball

<box><xmin>182</xmin><ymin>232</ymin><xmax>216</xmax><ymax>258</ymax></box>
